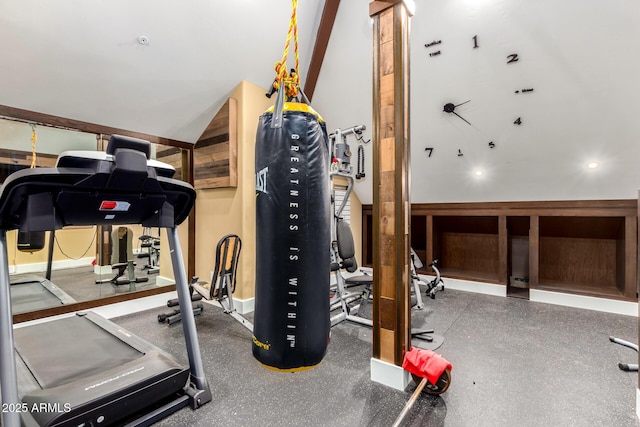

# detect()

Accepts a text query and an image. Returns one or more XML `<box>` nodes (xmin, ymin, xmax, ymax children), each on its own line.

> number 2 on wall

<box><xmin>507</xmin><ymin>53</ymin><xmax>519</xmax><ymax>63</ymax></box>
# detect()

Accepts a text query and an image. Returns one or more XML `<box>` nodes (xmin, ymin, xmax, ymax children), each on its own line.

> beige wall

<box><xmin>9</xmin><ymin>224</ymin><xmax>162</xmax><ymax>272</ymax></box>
<box><xmin>194</xmin><ymin>81</ymin><xmax>271</xmax><ymax>300</ymax></box>
<box><xmin>154</xmin><ymin>81</ymin><xmax>271</xmax><ymax>289</ymax></box>
<box><xmin>349</xmin><ymin>190</ymin><xmax>363</xmax><ymax>268</ymax></box>
<box><xmin>8</xmin><ymin>227</ymin><xmax>96</xmax><ymax>269</ymax></box>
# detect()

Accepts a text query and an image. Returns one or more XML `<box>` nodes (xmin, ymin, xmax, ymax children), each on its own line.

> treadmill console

<box><xmin>57</xmin><ymin>135</ymin><xmax>175</xmax><ymax>179</ymax></box>
<box><xmin>0</xmin><ymin>135</ymin><xmax>195</xmax><ymax>231</ymax></box>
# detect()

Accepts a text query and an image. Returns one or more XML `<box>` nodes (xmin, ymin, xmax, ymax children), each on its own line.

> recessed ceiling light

<box><xmin>474</xmin><ymin>169</ymin><xmax>483</xmax><ymax>176</ymax></box>
<box><xmin>587</xmin><ymin>161</ymin><xmax>599</xmax><ymax>169</ymax></box>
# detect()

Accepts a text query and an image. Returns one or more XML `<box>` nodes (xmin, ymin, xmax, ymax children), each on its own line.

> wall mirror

<box><xmin>0</xmin><ymin>114</ymin><xmax>192</xmax><ymax>322</ymax></box>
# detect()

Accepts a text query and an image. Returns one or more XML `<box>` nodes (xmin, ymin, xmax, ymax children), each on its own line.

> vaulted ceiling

<box><xmin>0</xmin><ymin>0</ymin><xmax>325</xmax><ymax>143</ymax></box>
<box><xmin>1</xmin><ymin>1</ymin><xmax>639</xmax><ymax>205</ymax></box>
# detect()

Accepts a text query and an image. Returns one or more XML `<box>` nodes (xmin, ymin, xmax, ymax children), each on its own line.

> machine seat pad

<box><xmin>345</xmin><ymin>274</ymin><xmax>373</xmax><ymax>286</ymax></box>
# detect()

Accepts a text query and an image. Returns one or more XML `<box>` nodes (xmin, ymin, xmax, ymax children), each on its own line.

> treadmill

<box><xmin>0</xmin><ymin>135</ymin><xmax>212</xmax><ymax>427</ymax></box>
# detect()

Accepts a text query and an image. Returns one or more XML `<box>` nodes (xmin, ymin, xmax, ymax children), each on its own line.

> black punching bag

<box><xmin>253</xmin><ymin>100</ymin><xmax>331</xmax><ymax>371</ymax></box>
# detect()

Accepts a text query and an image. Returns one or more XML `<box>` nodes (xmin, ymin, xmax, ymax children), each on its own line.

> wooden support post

<box><xmin>370</xmin><ymin>0</ymin><xmax>413</xmax><ymax>372</ymax></box>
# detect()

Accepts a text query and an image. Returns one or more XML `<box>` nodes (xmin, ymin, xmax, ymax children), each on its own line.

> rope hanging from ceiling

<box><xmin>271</xmin><ymin>0</ymin><xmax>300</xmax><ymax>99</ymax></box>
<box><xmin>30</xmin><ymin>124</ymin><xmax>37</xmax><ymax>168</ymax></box>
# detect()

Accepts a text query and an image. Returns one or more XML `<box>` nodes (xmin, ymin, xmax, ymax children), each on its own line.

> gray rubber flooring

<box><xmin>113</xmin><ymin>288</ymin><xmax>639</xmax><ymax>426</ymax></box>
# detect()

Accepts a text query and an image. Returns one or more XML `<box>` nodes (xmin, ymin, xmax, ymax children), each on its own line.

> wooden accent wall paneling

<box><xmin>440</xmin><ymin>232</ymin><xmax>499</xmax><ymax>278</ymax></box>
<box><xmin>529</xmin><ymin>216</ymin><xmax>539</xmax><ymax>289</ymax></box>
<box><xmin>155</xmin><ymin>146</ymin><xmax>183</xmax><ymax>177</ymax></box>
<box><xmin>498</xmin><ymin>216</ymin><xmax>508</xmax><ymax>285</ymax></box>
<box><xmin>362</xmin><ymin>200</ymin><xmax>638</xmax><ymax>301</ymax></box>
<box><xmin>624</xmin><ymin>215</ymin><xmax>637</xmax><ymax>299</ymax></box>
<box><xmin>426</xmin><ymin>215</ymin><xmax>433</xmax><ymax>269</ymax></box>
<box><xmin>539</xmin><ymin>237</ymin><xmax>617</xmax><ymax>286</ymax></box>
<box><xmin>193</xmin><ymin>98</ymin><xmax>238</xmax><ymax>189</ymax></box>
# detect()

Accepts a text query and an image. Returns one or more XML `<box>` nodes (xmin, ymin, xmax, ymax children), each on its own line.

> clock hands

<box><xmin>452</xmin><ymin>111</ymin><xmax>472</xmax><ymax>126</ymax></box>
<box><xmin>451</xmin><ymin>100</ymin><xmax>470</xmax><ymax>108</ymax></box>
<box><xmin>443</xmin><ymin>100</ymin><xmax>472</xmax><ymax>125</ymax></box>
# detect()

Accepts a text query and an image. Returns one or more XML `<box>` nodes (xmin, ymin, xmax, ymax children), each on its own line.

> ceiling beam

<box><xmin>303</xmin><ymin>0</ymin><xmax>341</xmax><ymax>102</ymax></box>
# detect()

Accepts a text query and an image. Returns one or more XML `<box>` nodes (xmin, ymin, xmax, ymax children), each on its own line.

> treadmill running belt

<box><xmin>10</xmin><ymin>282</ymin><xmax>62</xmax><ymax>313</ymax></box>
<box><xmin>14</xmin><ymin>315</ymin><xmax>142</xmax><ymax>389</ymax></box>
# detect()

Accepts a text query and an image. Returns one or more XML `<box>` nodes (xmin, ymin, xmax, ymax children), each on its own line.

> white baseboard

<box><xmin>530</xmin><ymin>289</ymin><xmax>638</xmax><ymax>317</ymax></box>
<box><xmin>234</xmin><ymin>297</ymin><xmax>254</xmax><ymax>314</ymax></box>
<box><xmin>94</xmin><ymin>265</ymin><xmax>112</xmax><ymax>275</ymax></box>
<box><xmin>203</xmin><ymin>296</ymin><xmax>254</xmax><ymax>315</ymax></box>
<box><xmin>370</xmin><ymin>357</ymin><xmax>410</xmax><ymax>391</ymax></box>
<box><xmin>418</xmin><ymin>274</ymin><xmax>506</xmax><ymax>297</ymax></box>
<box><xmin>12</xmin><ymin>257</ymin><xmax>94</xmax><ymax>275</ymax></box>
<box><xmin>418</xmin><ymin>274</ymin><xmax>636</xmax><ymax>317</ymax></box>
<box><xmin>155</xmin><ymin>275</ymin><xmax>175</xmax><ymax>287</ymax></box>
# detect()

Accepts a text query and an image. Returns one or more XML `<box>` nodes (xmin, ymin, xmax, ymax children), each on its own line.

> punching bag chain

<box><xmin>272</xmin><ymin>0</ymin><xmax>300</xmax><ymax>99</ymax></box>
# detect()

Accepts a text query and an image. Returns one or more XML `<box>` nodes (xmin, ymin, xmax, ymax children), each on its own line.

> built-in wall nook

<box><xmin>363</xmin><ymin>199</ymin><xmax>637</xmax><ymax>303</ymax></box>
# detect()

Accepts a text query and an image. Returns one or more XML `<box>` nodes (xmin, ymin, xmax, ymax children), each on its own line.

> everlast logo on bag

<box><xmin>256</xmin><ymin>166</ymin><xmax>268</xmax><ymax>194</ymax></box>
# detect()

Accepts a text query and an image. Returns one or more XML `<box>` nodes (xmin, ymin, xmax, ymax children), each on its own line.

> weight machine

<box><xmin>328</xmin><ymin>125</ymin><xmax>443</xmax><ymax>343</ymax></box>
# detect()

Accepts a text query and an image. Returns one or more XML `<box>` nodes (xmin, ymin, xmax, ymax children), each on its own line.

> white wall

<box><xmin>313</xmin><ymin>0</ymin><xmax>640</xmax><ymax>204</ymax></box>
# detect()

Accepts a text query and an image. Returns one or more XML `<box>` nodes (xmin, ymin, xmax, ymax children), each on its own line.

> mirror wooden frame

<box><xmin>0</xmin><ymin>104</ymin><xmax>196</xmax><ymax>323</ymax></box>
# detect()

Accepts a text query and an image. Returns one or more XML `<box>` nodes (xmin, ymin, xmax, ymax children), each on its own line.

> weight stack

<box><xmin>253</xmin><ymin>102</ymin><xmax>331</xmax><ymax>371</ymax></box>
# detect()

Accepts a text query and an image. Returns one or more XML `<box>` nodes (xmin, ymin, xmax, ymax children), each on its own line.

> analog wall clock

<box><xmin>422</xmin><ymin>35</ymin><xmax>535</xmax><ymax>159</ymax></box>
